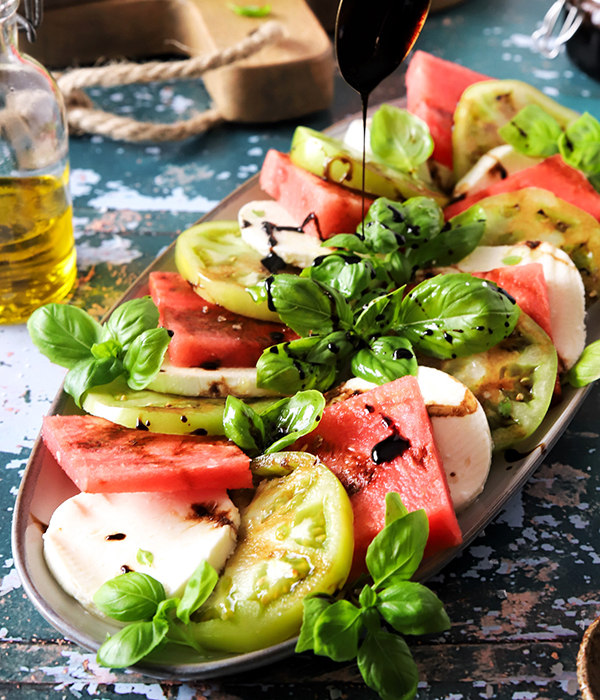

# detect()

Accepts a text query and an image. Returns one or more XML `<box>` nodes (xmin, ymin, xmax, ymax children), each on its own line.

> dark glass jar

<box><xmin>566</xmin><ymin>0</ymin><xmax>600</xmax><ymax>80</ymax></box>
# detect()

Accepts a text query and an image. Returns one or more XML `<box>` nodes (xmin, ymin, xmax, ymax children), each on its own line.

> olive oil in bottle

<box><xmin>0</xmin><ymin>0</ymin><xmax>76</xmax><ymax>324</ymax></box>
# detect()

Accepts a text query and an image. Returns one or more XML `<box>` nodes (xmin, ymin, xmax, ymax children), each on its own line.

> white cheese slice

<box><xmin>238</xmin><ymin>200</ymin><xmax>333</xmax><ymax>269</ymax></box>
<box><xmin>43</xmin><ymin>489</ymin><xmax>240</xmax><ymax>618</ymax></box>
<box><xmin>440</xmin><ymin>241</ymin><xmax>586</xmax><ymax>370</ymax></box>
<box><xmin>326</xmin><ymin>368</ymin><xmax>492</xmax><ymax>513</ymax></box>
<box><xmin>452</xmin><ymin>145</ymin><xmax>542</xmax><ymax>199</ymax></box>
<box><xmin>147</xmin><ymin>358</ymin><xmax>283</xmax><ymax>398</ymax></box>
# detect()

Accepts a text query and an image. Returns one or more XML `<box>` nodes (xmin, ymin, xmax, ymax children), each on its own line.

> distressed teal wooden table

<box><xmin>2</xmin><ymin>0</ymin><xmax>600</xmax><ymax>696</ymax></box>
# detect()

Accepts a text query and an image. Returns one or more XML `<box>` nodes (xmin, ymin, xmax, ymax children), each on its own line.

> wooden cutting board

<box><xmin>23</xmin><ymin>0</ymin><xmax>334</xmax><ymax>123</ymax></box>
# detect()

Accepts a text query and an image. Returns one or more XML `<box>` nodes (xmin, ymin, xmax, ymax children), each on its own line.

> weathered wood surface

<box><xmin>2</xmin><ymin>0</ymin><xmax>600</xmax><ymax>697</ymax></box>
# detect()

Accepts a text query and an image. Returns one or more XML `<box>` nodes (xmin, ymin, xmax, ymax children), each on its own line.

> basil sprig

<box><xmin>296</xmin><ymin>493</ymin><xmax>450</xmax><ymax>700</ymax></box>
<box><xmin>253</xmin><ymin>271</ymin><xmax>520</xmax><ymax>395</ymax></box>
<box><xmin>565</xmin><ymin>339</ymin><xmax>600</xmax><ymax>388</ymax></box>
<box><xmin>369</xmin><ymin>104</ymin><xmax>434</xmax><ymax>173</ymax></box>
<box><xmin>223</xmin><ymin>390</ymin><xmax>325</xmax><ymax>458</ymax></box>
<box><xmin>498</xmin><ymin>106</ymin><xmax>600</xmax><ymax>190</ymax></box>
<box><xmin>95</xmin><ymin>562</ymin><xmax>218</xmax><ymax>668</ymax></box>
<box><xmin>27</xmin><ymin>297</ymin><xmax>171</xmax><ymax>406</ymax></box>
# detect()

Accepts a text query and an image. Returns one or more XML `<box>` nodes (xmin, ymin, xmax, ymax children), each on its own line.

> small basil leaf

<box><xmin>351</xmin><ymin>336</ymin><xmax>417</xmax><ymax>385</ymax></box>
<box><xmin>565</xmin><ymin>340</ymin><xmax>600</xmax><ymax>387</ymax></box>
<box><xmin>366</xmin><ymin>509</ymin><xmax>429</xmax><ymax>589</ymax></box>
<box><xmin>296</xmin><ymin>593</ymin><xmax>335</xmax><ymax>653</ymax></box>
<box><xmin>123</xmin><ymin>327</ymin><xmax>171</xmax><ymax>391</ymax></box>
<box><xmin>223</xmin><ymin>396</ymin><xmax>266</xmax><ymax>457</ymax></box>
<box><xmin>96</xmin><ymin>619</ymin><xmax>168</xmax><ymax>668</ymax></box>
<box><xmin>370</xmin><ymin>104</ymin><xmax>434</xmax><ymax>172</ymax></box>
<box><xmin>154</xmin><ymin>597</ymin><xmax>178</xmax><ymax>624</ymax></box>
<box><xmin>354</xmin><ymin>286</ymin><xmax>405</xmax><ymax>338</ymax></box>
<box><xmin>27</xmin><ymin>303</ymin><xmax>103</xmax><ymax>369</ymax></box>
<box><xmin>261</xmin><ymin>390</ymin><xmax>326</xmax><ymax>454</ymax></box>
<box><xmin>558</xmin><ymin>112</ymin><xmax>600</xmax><ymax>175</ymax></box>
<box><xmin>377</xmin><ymin>581</ymin><xmax>451</xmax><ymax>636</ymax></box>
<box><xmin>326</xmin><ymin>234</ymin><xmax>369</xmax><ymax>254</ymax></box>
<box><xmin>65</xmin><ymin>356</ymin><xmax>124</xmax><ymax>407</ymax></box>
<box><xmin>262</xmin><ymin>275</ymin><xmax>353</xmax><ymax>336</ymax></box>
<box><xmin>361</xmin><ymin>198</ymin><xmax>407</xmax><ymax>254</ymax></box>
<box><xmin>313</xmin><ymin>600</ymin><xmax>362</xmax><ymax>662</ymax></box>
<box><xmin>303</xmin><ymin>254</ymin><xmax>375</xmax><ymax>299</ymax></box>
<box><xmin>358</xmin><ymin>585</ymin><xmax>377</xmax><ymax>609</ymax></box>
<box><xmin>136</xmin><ymin>549</ymin><xmax>153</xmax><ymax>566</ymax></box>
<box><xmin>91</xmin><ymin>338</ymin><xmax>122</xmax><ymax>360</ymax></box>
<box><xmin>385</xmin><ymin>250</ymin><xmax>413</xmax><ymax>287</ymax></box>
<box><xmin>176</xmin><ymin>561</ymin><xmax>219</xmax><ymax>625</ymax></box>
<box><xmin>394</xmin><ymin>273</ymin><xmax>520</xmax><ymax>360</ymax></box>
<box><xmin>93</xmin><ymin>572</ymin><xmax>166</xmax><ymax>622</ymax></box>
<box><xmin>227</xmin><ymin>2</ymin><xmax>271</xmax><ymax>16</ymax></box>
<box><xmin>385</xmin><ymin>492</ymin><xmax>409</xmax><ymax>526</ymax></box>
<box><xmin>104</xmin><ymin>297</ymin><xmax>160</xmax><ymax>350</ymax></box>
<box><xmin>304</xmin><ymin>330</ymin><xmax>357</xmax><ymax>364</ymax></box>
<box><xmin>402</xmin><ymin>196</ymin><xmax>444</xmax><ymax>242</ymax></box>
<box><xmin>408</xmin><ymin>205</ymin><xmax>486</xmax><ymax>269</ymax></box>
<box><xmin>357</xmin><ymin>628</ymin><xmax>419</xmax><ymax>700</ymax></box>
<box><xmin>256</xmin><ymin>338</ymin><xmax>338</xmax><ymax>394</ymax></box>
<box><xmin>498</xmin><ymin>104</ymin><xmax>562</xmax><ymax>157</ymax></box>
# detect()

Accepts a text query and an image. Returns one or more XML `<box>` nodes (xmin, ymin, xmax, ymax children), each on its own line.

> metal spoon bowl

<box><xmin>578</xmin><ymin>616</ymin><xmax>600</xmax><ymax>700</ymax></box>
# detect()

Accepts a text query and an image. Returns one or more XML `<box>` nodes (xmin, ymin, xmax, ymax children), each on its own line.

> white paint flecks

<box><xmin>0</xmin><ymin>568</ymin><xmax>21</xmax><ymax>595</ymax></box>
<box><xmin>533</xmin><ymin>69</ymin><xmax>560</xmax><ymax>80</ymax></box>
<box><xmin>87</xmin><ymin>183</ymin><xmax>218</xmax><ymax>213</ymax></box>
<box><xmin>70</xmin><ymin>169</ymin><xmax>102</xmax><ymax>197</ymax></box>
<box><xmin>76</xmin><ymin>235</ymin><xmax>143</xmax><ymax>267</ymax></box>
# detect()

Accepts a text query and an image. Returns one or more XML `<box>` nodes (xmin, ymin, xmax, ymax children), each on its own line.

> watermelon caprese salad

<box><xmin>23</xmin><ymin>51</ymin><xmax>600</xmax><ymax>696</ymax></box>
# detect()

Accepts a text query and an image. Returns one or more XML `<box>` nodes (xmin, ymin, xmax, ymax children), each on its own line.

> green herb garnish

<box><xmin>228</xmin><ymin>3</ymin><xmax>271</xmax><ymax>17</ymax></box>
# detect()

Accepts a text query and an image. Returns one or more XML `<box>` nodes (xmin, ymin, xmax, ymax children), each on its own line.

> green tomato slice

<box><xmin>82</xmin><ymin>377</ymin><xmax>277</xmax><ymax>435</ymax></box>
<box><xmin>175</xmin><ymin>220</ymin><xmax>280</xmax><ymax>322</ymax></box>
<box><xmin>420</xmin><ymin>313</ymin><xmax>558</xmax><ymax>452</ymax></box>
<box><xmin>289</xmin><ymin>127</ymin><xmax>449</xmax><ymax>207</ymax></box>
<box><xmin>192</xmin><ymin>457</ymin><xmax>354</xmax><ymax>653</ymax></box>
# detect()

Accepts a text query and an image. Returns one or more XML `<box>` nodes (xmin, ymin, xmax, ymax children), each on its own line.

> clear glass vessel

<box><xmin>0</xmin><ymin>0</ymin><xmax>75</xmax><ymax>325</ymax></box>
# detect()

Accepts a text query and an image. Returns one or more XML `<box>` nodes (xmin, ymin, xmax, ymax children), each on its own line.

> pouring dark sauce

<box><xmin>335</xmin><ymin>0</ymin><xmax>431</xmax><ymax>230</ymax></box>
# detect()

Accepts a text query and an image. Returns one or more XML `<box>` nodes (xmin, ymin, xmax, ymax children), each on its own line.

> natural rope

<box><xmin>56</xmin><ymin>20</ymin><xmax>286</xmax><ymax>143</ymax></box>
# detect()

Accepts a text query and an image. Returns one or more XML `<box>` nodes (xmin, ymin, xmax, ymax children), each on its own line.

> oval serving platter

<box><xmin>12</xmin><ymin>104</ymin><xmax>600</xmax><ymax>681</ymax></box>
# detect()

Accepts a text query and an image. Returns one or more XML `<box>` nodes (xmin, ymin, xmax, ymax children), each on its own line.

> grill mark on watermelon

<box><xmin>190</xmin><ymin>502</ymin><xmax>237</xmax><ymax>530</ymax></box>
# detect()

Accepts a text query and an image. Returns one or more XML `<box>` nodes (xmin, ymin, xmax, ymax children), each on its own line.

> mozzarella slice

<box><xmin>238</xmin><ymin>201</ymin><xmax>333</xmax><ymax>269</ymax></box>
<box><xmin>326</xmin><ymin>368</ymin><xmax>492</xmax><ymax>512</ymax></box>
<box><xmin>44</xmin><ymin>490</ymin><xmax>240</xmax><ymax>618</ymax></box>
<box><xmin>452</xmin><ymin>145</ymin><xmax>542</xmax><ymax>199</ymax></box>
<box><xmin>443</xmin><ymin>241</ymin><xmax>586</xmax><ymax>370</ymax></box>
<box><xmin>147</xmin><ymin>358</ymin><xmax>283</xmax><ymax>398</ymax></box>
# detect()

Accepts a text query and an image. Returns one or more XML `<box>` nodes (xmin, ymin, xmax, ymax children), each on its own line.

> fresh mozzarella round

<box><xmin>147</xmin><ymin>358</ymin><xmax>282</xmax><ymax>398</ymax></box>
<box><xmin>326</xmin><ymin>369</ymin><xmax>492</xmax><ymax>512</ymax></box>
<box><xmin>452</xmin><ymin>145</ymin><xmax>542</xmax><ymax>199</ymax></box>
<box><xmin>447</xmin><ymin>241</ymin><xmax>586</xmax><ymax>370</ymax></box>
<box><xmin>343</xmin><ymin>118</ymin><xmax>374</xmax><ymax>158</ymax></box>
<box><xmin>43</xmin><ymin>490</ymin><xmax>240</xmax><ymax>618</ymax></box>
<box><xmin>238</xmin><ymin>200</ymin><xmax>333</xmax><ymax>269</ymax></box>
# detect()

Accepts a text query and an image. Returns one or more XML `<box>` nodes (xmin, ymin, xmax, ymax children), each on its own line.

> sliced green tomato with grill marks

<box><xmin>192</xmin><ymin>457</ymin><xmax>353</xmax><ymax>653</ymax></box>
<box><xmin>289</xmin><ymin>126</ymin><xmax>449</xmax><ymax>207</ymax></box>
<box><xmin>82</xmin><ymin>377</ymin><xmax>277</xmax><ymax>435</ymax></box>
<box><xmin>175</xmin><ymin>220</ymin><xmax>280</xmax><ymax>322</ymax></box>
<box><xmin>419</xmin><ymin>313</ymin><xmax>558</xmax><ymax>452</ymax></box>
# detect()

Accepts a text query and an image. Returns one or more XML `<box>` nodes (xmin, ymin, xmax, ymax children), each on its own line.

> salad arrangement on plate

<box><xmin>22</xmin><ymin>51</ymin><xmax>600</xmax><ymax>699</ymax></box>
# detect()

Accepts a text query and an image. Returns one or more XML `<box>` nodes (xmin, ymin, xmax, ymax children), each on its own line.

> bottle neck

<box><xmin>0</xmin><ymin>0</ymin><xmax>19</xmax><ymax>53</ymax></box>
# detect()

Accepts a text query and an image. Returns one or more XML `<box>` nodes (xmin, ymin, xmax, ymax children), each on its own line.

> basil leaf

<box><xmin>385</xmin><ymin>250</ymin><xmax>413</xmax><ymax>287</ymax></box>
<box><xmin>93</xmin><ymin>572</ymin><xmax>166</xmax><ymax>622</ymax></box>
<box><xmin>223</xmin><ymin>396</ymin><xmax>266</xmax><ymax>457</ymax></box>
<box><xmin>326</xmin><ymin>234</ymin><xmax>368</xmax><ymax>254</ymax></box>
<box><xmin>370</xmin><ymin>104</ymin><xmax>433</xmax><ymax>172</ymax></box>
<box><xmin>153</xmin><ymin>597</ymin><xmax>178</xmax><ymax>624</ymax></box>
<box><xmin>227</xmin><ymin>2</ymin><xmax>271</xmax><ymax>16</ymax></box>
<box><xmin>65</xmin><ymin>356</ymin><xmax>124</xmax><ymax>407</ymax></box>
<box><xmin>354</xmin><ymin>287</ymin><xmax>405</xmax><ymax>338</ymax></box>
<box><xmin>136</xmin><ymin>549</ymin><xmax>153</xmax><ymax>566</ymax></box>
<box><xmin>402</xmin><ymin>196</ymin><xmax>444</xmax><ymax>242</ymax></box>
<box><xmin>498</xmin><ymin>104</ymin><xmax>562</xmax><ymax>157</ymax></box>
<box><xmin>361</xmin><ymin>199</ymin><xmax>407</xmax><ymax>254</ymax></box>
<box><xmin>407</xmin><ymin>205</ymin><xmax>486</xmax><ymax>269</ymax></box>
<box><xmin>352</xmin><ymin>336</ymin><xmax>417</xmax><ymax>385</ymax></box>
<box><xmin>303</xmin><ymin>330</ymin><xmax>357</xmax><ymax>365</ymax></box>
<box><xmin>262</xmin><ymin>390</ymin><xmax>326</xmax><ymax>454</ymax></box>
<box><xmin>385</xmin><ymin>492</ymin><xmax>408</xmax><ymax>526</ymax></box>
<box><xmin>256</xmin><ymin>338</ymin><xmax>338</xmax><ymax>394</ymax></box>
<box><xmin>377</xmin><ymin>581</ymin><xmax>451</xmax><ymax>636</ymax></box>
<box><xmin>260</xmin><ymin>275</ymin><xmax>353</xmax><ymax>336</ymax></box>
<box><xmin>91</xmin><ymin>338</ymin><xmax>122</xmax><ymax>360</ymax></box>
<box><xmin>313</xmin><ymin>599</ymin><xmax>362</xmax><ymax>662</ymax></box>
<box><xmin>104</xmin><ymin>297</ymin><xmax>160</xmax><ymax>350</ymax></box>
<box><xmin>565</xmin><ymin>340</ymin><xmax>600</xmax><ymax>387</ymax></box>
<box><xmin>357</xmin><ymin>628</ymin><xmax>419</xmax><ymax>700</ymax></box>
<box><xmin>27</xmin><ymin>303</ymin><xmax>102</xmax><ymax>369</ymax></box>
<box><xmin>359</xmin><ymin>585</ymin><xmax>377</xmax><ymax>609</ymax></box>
<box><xmin>96</xmin><ymin>618</ymin><xmax>168</xmax><ymax>668</ymax></box>
<box><xmin>394</xmin><ymin>273</ymin><xmax>520</xmax><ymax>360</ymax></box>
<box><xmin>123</xmin><ymin>327</ymin><xmax>171</xmax><ymax>391</ymax></box>
<box><xmin>559</xmin><ymin>112</ymin><xmax>600</xmax><ymax>175</ymax></box>
<box><xmin>177</xmin><ymin>561</ymin><xmax>219</xmax><ymax>625</ymax></box>
<box><xmin>296</xmin><ymin>593</ymin><xmax>335</xmax><ymax>653</ymax></box>
<box><xmin>366</xmin><ymin>510</ymin><xmax>429</xmax><ymax>589</ymax></box>
<box><xmin>303</xmin><ymin>254</ymin><xmax>375</xmax><ymax>299</ymax></box>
